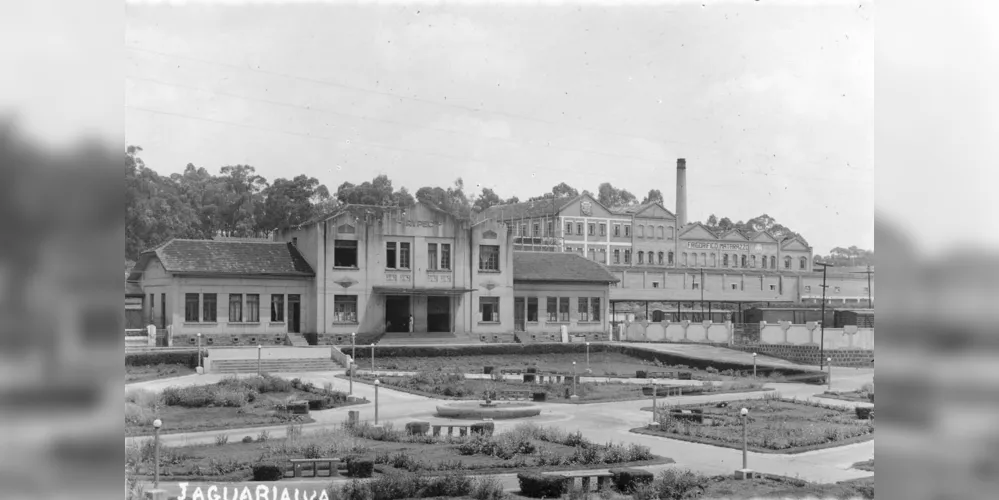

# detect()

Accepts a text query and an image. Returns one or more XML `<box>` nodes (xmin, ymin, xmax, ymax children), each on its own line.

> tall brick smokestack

<box><xmin>676</xmin><ymin>158</ymin><xmax>687</xmax><ymax>227</ymax></box>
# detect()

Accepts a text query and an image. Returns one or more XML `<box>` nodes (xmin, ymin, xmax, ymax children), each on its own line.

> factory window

<box><xmin>799</xmin><ymin>257</ymin><xmax>807</xmax><ymax>270</ymax></box>
<box><xmin>710</xmin><ymin>254</ymin><xmax>717</xmax><ymax>267</ymax></box>
<box><xmin>271</xmin><ymin>294</ymin><xmax>285</xmax><ymax>322</ymax></box>
<box><xmin>637</xmin><ymin>225</ymin><xmax>645</xmax><ymax>238</ymax></box>
<box><xmin>731</xmin><ymin>283</ymin><xmax>738</xmax><ymax>290</ymax></box>
<box><xmin>527</xmin><ymin>297</ymin><xmax>539</xmax><ymax>322</ymax></box>
<box><xmin>742</xmin><ymin>255</ymin><xmax>748</xmax><ymax>268</ymax></box>
<box><xmin>479</xmin><ymin>297</ymin><xmax>500</xmax><ymax>323</ymax></box>
<box><xmin>334</xmin><ymin>240</ymin><xmax>358</xmax><ymax>268</ymax></box>
<box><xmin>576</xmin><ymin>222</ymin><xmax>583</xmax><ymax>235</ymax></box>
<box><xmin>599</xmin><ymin>223</ymin><xmax>607</xmax><ymax>236</ymax></box>
<box><xmin>834</xmin><ymin>287</ymin><xmax>841</xmax><ymax>293</ymax></box>
<box><xmin>624</xmin><ymin>250</ymin><xmax>632</xmax><ymax>264</ymax></box>
<box><xmin>428</xmin><ymin>243</ymin><xmax>438</xmax><ymax>270</ymax></box>
<box><xmin>668</xmin><ymin>251</ymin><xmax>674</xmax><ymax>265</ymax></box>
<box><xmin>479</xmin><ymin>245</ymin><xmax>500</xmax><ymax>271</ymax></box>
<box><xmin>624</xmin><ymin>225</ymin><xmax>631</xmax><ymax>237</ymax></box>
<box><xmin>547</xmin><ymin>221</ymin><xmax>553</xmax><ymax>236</ymax></box>
<box><xmin>805</xmin><ymin>285</ymin><xmax>812</xmax><ymax>292</ymax></box>
<box><xmin>578</xmin><ymin>297</ymin><xmax>590</xmax><ymax>322</ymax></box>
<box><xmin>547</xmin><ymin>297</ymin><xmax>558</xmax><ymax>322</ymax></box>
<box><xmin>333</xmin><ymin>295</ymin><xmax>358</xmax><ymax>323</ymax></box>
<box><xmin>784</xmin><ymin>256</ymin><xmax>792</xmax><ymax>269</ymax></box>
<box><xmin>533</xmin><ymin>223</ymin><xmax>540</xmax><ymax>237</ymax></box>
<box><xmin>770</xmin><ymin>284</ymin><xmax>777</xmax><ymax>291</ymax></box>
<box><xmin>656</xmin><ymin>226</ymin><xmax>664</xmax><ymax>239</ymax></box>
<box><xmin>613</xmin><ymin>249</ymin><xmax>621</xmax><ymax>264</ymax></box>
<box><xmin>668</xmin><ymin>226</ymin><xmax>674</xmax><ymax>238</ymax></box>
<box><xmin>591</xmin><ymin>298</ymin><xmax>601</xmax><ymax>321</ymax></box>
<box><xmin>691</xmin><ymin>253</ymin><xmax>698</xmax><ymax>266</ymax></box>
<box><xmin>701</xmin><ymin>253</ymin><xmax>707</xmax><ymax>266</ymax></box>
<box><xmin>565</xmin><ymin>222</ymin><xmax>573</xmax><ymax>235</ymax></box>
<box><xmin>751</xmin><ymin>255</ymin><xmax>757</xmax><ymax>268</ymax></box>
<box><xmin>723</xmin><ymin>254</ymin><xmax>729</xmax><ymax>267</ymax></box>
<box><xmin>637</xmin><ymin>251</ymin><xmax>644</xmax><ymax>264</ymax></box>
<box><xmin>400</xmin><ymin>242</ymin><xmax>411</xmax><ymax>269</ymax></box>
<box><xmin>185</xmin><ymin>293</ymin><xmax>199</xmax><ymax>322</ymax></box>
<box><xmin>652</xmin><ymin>281</ymin><xmax>660</xmax><ymax>288</ymax></box>
<box><xmin>229</xmin><ymin>294</ymin><xmax>243</xmax><ymax>322</ymax></box>
<box><xmin>762</xmin><ymin>255</ymin><xmax>768</xmax><ymax>269</ymax></box>
<box><xmin>559</xmin><ymin>297</ymin><xmax>570</xmax><ymax>322</ymax></box>
<box><xmin>658</xmin><ymin>252</ymin><xmax>664</xmax><ymax>265</ymax></box>
<box><xmin>203</xmin><ymin>294</ymin><xmax>217</xmax><ymax>323</ymax></box>
<box><xmin>246</xmin><ymin>294</ymin><xmax>260</xmax><ymax>323</ymax></box>
<box><xmin>682</xmin><ymin>252</ymin><xmax>688</xmax><ymax>266</ymax></box>
<box><xmin>771</xmin><ymin>256</ymin><xmax>777</xmax><ymax>269</ymax></box>
<box><xmin>588</xmin><ymin>223</ymin><xmax>595</xmax><ymax>236</ymax></box>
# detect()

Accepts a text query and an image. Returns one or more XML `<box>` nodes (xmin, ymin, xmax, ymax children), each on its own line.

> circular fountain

<box><xmin>435</xmin><ymin>400</ymin><xmax>542</xmax><ymax>419</ymax></box>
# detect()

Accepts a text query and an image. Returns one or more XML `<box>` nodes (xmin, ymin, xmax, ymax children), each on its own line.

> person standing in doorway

<box><xmin>409</xmin><ymin>314</ymin><xmax>414</xmax><ymax>335</ymax></box>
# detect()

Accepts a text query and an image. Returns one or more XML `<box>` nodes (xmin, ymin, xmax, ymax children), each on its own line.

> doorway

<box><xmin>427</xmin><ymin>296</ymin><xmax>450</xmax><ymax>333</ymax></box>
<box><xmin>385</xmin><ymin>295</ymin><xmax>411</xmax><ymax>333</ymax></box>
<box><xmin>514</xmin><ymin>297</ymin><xmax>526</xmax><ymax>332</ymax></box>
<box><xmin>288</xmin><ymin>295</ymin><xmax>301</xmax><ymax>333</ymax></box>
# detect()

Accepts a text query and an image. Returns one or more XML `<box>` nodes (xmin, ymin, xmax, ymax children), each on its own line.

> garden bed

<box><xmin>125</xmin><ymin>363</ymin><xmax>196</xmax><ymax>384</ymax></box>
<box><xmin>630</xmin><ymin>394</ymin><xmax>875</xmax><ymax>454</ymax></box>
<box><xmin>125</xmin><ymin>375</ymin><xmax>363</xmax><ymax>436</ymax></box>
<box><xmin>817</xmin><ymin>382</ymin><xmax>874</xmax><ymax>403</ymax></box>
<box><xmin>126</xmin><ymin>421</ymin><xmax>671</xmax><ymax>481</ymax></box>
<box><xmin>852</xmin><ymin>458</ymin><xmax>874</xmax><ymax>471</ymax></box>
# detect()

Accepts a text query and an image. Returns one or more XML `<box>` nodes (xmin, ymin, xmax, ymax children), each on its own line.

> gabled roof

<box><xmin>514</xmin><ymin>252</ymin><xmax>619</xmax><ymax>283</ymax></box>
<box><xmin>480</xmin><ymin>195</ymin><xmax>578</xmax><ymax>221</ymax></box>
<box><xmin>610</xmin><ymin>202</ymin><xmax>677</xmax><ymax>219</ymax></box>
<box><xmin>780</xmin><ymin>235</ymin><xmax>811</xmax><ymax>250</ymax></box>
<box><xmin>128</xmin><ymin>239</ymin><xmax>315</xmax><ymax>280</ymax></box>
<box><xmin>719</xmin><ymin>229</ymin><xmax>751</xmax><ymax>241</ymax></box>
<box><xmin>678</xmin><ymin>222</ymin><xmax>720</xmax><ymax>239</ymax></box>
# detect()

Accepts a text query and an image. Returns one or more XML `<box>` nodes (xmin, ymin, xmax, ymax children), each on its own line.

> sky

<box><xmin>125</xmin><ymin>0</ymin><xmax>874</xmax><ymax>255</ymax></box>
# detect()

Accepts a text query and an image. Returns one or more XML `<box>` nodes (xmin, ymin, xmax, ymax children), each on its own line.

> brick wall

<box><xmin>730</xmin><ymin>344</ymin><xmax>873</xmax><ymax>367</ymax></box>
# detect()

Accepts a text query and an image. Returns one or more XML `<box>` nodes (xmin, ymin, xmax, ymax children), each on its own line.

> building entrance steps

<box><xmin>286</xmin><ymin>332</ymin><xmax>310</xmax><ymax>347</ymax></box>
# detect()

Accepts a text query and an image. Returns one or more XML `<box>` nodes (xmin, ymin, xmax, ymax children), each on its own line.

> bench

<box><xmin>289</xmin><ymin>458</ymin><xmax>341</xmax><ymax>478</ymax></box>
<box><xmin>544</xmin><ymin>470</ymin><xmax>613</xmax><ymax>491</ymax></box>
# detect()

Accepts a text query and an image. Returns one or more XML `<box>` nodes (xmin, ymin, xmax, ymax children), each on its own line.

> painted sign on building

<box><xmin>398</xmin><ymin>220</ymin><xmax>443</xmax><ymax>227</ymax></box>
<box><xmin>687</xmin><ymin>242</ymin><xmax>750</xmax><ymax>251</ymax></box>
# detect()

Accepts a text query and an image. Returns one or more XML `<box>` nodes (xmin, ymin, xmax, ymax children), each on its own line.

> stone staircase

<box><xmin>210</xmin><ymin>358</ymin><xmax>340</xmax><ymax>374</ymax></box>
<box><xmin>286</xmin><ymin>332</ymin><xmax>311</xmax><ymax>347</ymax></box>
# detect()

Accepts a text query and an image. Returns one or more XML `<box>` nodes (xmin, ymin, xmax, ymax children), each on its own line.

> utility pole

<box><xmin>815</xmin><ymin>262</ymin><xmax>833</xmax><ymax>370</ymax></box>
<box><xmin>700</xmin><ymin>268</ymin><xmax>705</xmax><ymax>320</ymax></box>
<box><xmin>852</xmin><ymin>265</ymin><xmax>874</xmax><ymax>308</ymax></box>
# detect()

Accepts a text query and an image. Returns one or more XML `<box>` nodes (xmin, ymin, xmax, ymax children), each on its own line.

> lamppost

<box><xmin>585</xmin><ymin>342</ymin><xmax>590</xmax><ymax>370</ymax></box>
<box><xmin>827</xmin><ymin>357</ymin><xmax>832</xmax><ymax>390</ymax></box>
<box><xmin>257</xmin><ymin>344</ymin><xmax>262</xmax><ymax>375</ymax></box>
<box><xmin>152</xmin><ymin>418</ymin><xmax>162</xmax><ymax>489</ymax></box>
<box><xmin>651</xmin><ymin>378</ymin><xmax>658</xmax><ymax>423</ymax></box>
<box><xmin>571</xmin><ymin>362</ymin><xmax>578</xmax><ymax>399</ymax></box>
<box><xmin>373</xmin><ymin>379</ymin><xmax>380</xmax><ymax>424</ymax></box>
<box><xmin>815</xmin><ymin>262</ymin><xmax>833</xmax><ymax>370</ymax></box>
<box><xmin>371</xmin><ymin>344</ymin><xmax>375</xmax><ymax>370</ymax></box>
<box><xmin>752</xmin><ymin>352</ymin><xmax>757</xmax><ymax>379</ymax></box>
<box><xmin>351</xmin><ymin>332</ymin><xmax>356</xmax><ymax>361</ymax></box>
<box><xmin>196</xmin><ymin>333</ymin><xmax>203</xmax><ymax>374</ymax></box>
<box><xmin>740</xmin><ymin>408</ymin><xmax>749</xmax><ymax>471</ymax></box>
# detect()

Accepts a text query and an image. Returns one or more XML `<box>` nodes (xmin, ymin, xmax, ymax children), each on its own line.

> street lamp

<box><xmin>371</xmin><ymin>344</ymin><xmax>375</xmax><ymax>370</ymax></box>
<box><xmin>197</xmin><ymin>333</ymin><xmax>203</xmax><ymax>373</ymax></box>
<box><xmin>257</xmin><ymin>344</ymin><xmax>262</xmax><ymax>375</ymax></box>
<box><xmin>585</xmin><ymin>342</ymin><xmax>590</xmax><ymax>370</ymax></box>
<box><xmin>827</xmin><ymin>357</ymin><xmax>832</xmax><ymax>390</ymax></box>
<box><xmin>152</xmin><ymin>418</ymin><xmax>162</xmax><ymax>489</ymax></box>
<box><xmin>373</xmin><ymin>379</ymin><xmax>380</xmax><ymax>424</ymax></box>
<box><xmin>351</xmin><ymin>332</ymin><xmax>356</xmax><ymax>361</ymax></box>
<box><xmin>752</xmin><ymin>352</ymin><xmax>757</xmax><ymax>379</ymax></box>
<box><xmin>571</xmin><ymin>362</ymin><xmax>577</xmax><ymax>399</ymax></box>
<box><xmin>740</xmin><ymin>408</ymin><xmax>749</xmax><ymax>471</ymax></box>
<box><xmin>651</xmin><ymin>378</ymin><xmax>658</xmax><ymax>422</ymax></box>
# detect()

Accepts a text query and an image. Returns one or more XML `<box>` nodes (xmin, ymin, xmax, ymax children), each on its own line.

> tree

<box><xmin>641</xmin><ymin>189</ymin><xmax>664</xmax><ymax>205</ymax></box>
<box><xmin>473</xmin><ymin>187</ymin><xmax>503</xmax><ymax>212</ymax></box>
<box><xmin>596</xmin><ymin>182</ymin><xmax>637</xmax><ymax>208</ymax></box>
<box><xmin>125</xmin><ymin>146</ymin><xmax>203</xmax><ymax>259</ymax></box>
<box><xmin>706</xmin><ymin>214</ymin><xmax>718</xmax><ymax>227</ymax></box>
<box><xmin>551</xmin><ymin>182</ymin><xmax>579</xmax><ymax>199</ymax></box>
<box><xmin>504</xmin><ymin>195</ymin><xmax>520</xmax><ymax>204</ymax></box>
<box><xmin>257</xmin><ymin>175</ymin><xmax>330</xmax><ymax>232</ymax></box>
<box><xmin>216</xmin><ymin>164</ymin><xmax>268</xmax><ymax>237</ymax></box>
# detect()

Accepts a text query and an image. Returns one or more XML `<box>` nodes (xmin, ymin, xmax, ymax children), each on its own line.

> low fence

<box><xmin>618</xmin><ymin>320</ymin><xmax>874</xmax><ymax>351</ymax></box>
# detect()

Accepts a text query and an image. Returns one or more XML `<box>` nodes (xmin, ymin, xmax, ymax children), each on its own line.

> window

<box><xmin>637</xmin><ymin>225</ymin><xmax>644</xmax><ymax>238</ymax></box>
<box><xmin>701</xmin><ymin>253</ymin><xmax>707</xmax><ymax>266</ymax></box>
<box><xmin>385</xmin><ymin>242</ymin><xmax>397</xmax><ymax>269</ymax></box>
<box><xmin>600</xmin><ymin>223</ymin><xmax>607</xmax><ymax>236</ymax></box>
<box><xmin>271</xmin><ymin>294</ymin><xmax>285</xmax><ymax>322</ymax></box>
<box><xmin>576</xmin><ymin>223</ymin><xmax>583</xmax><ymax>235</ymax></box>
<box><xmin>658</xmin><ymin>226</ymin><xmax>665</xmax><ymax>239</ymax></box>
<box><xmin>292</xmin><ymin>237</ymin><xmax>298</xmax><ymax>247</ymax></box>
<box><xmin>559</xmin><ymin>297</ymin><xmax>570</xmax><ymax>322</ymax></box>
<box><xmin>751</xmin><ymin>255</ymin><xmax>757</xmax><ymax>268</ymax></box>
<box><xmin>547</xmin><ymin>222</ymin><xmax>553</xmax><ymax>236</ymax></box>
<box><xmin>520</xmin><ymin>224</ymin><xmax>527</xmax><ymax>236</ymax></box>
<box><xmin>246</xmin><ymin>294</ymin><xmax>260</xmax><ymax>322</ymax></box>
<box><xmin>682</xmin><ymin>252</ymin><xmax>688</xmax><ymax>266</ymax></box>
<box><xmin>724</xmin><ymin>254</ymin><xmax>730</xmax><ymax>267</ymax></box>
<box><xmin>762</xmin><ymin>255</ymin><xmax>768</xmax><ymax>269</ymax></box>
<box><xmin>800</xmin><ymin>257</ymin><xmax>807</xmax><ymax>270</ymax></box>
<box><xmin>203</xmin><ymin>293</ymin><xmax>217</xmax><ymax>322</ymax></box>
<box><xmin>692</xmin><ymin>281</ymin><xmax>700</xmax><ymax>290</ymax></box>
<box><xmin>742</xmin><ymin>255</ymin><xmax>748</xmax><ymax>268</ymax></box>
<box><xmin>334</xmin><ymin>240</ymin><xmax>358</xmax><ymax>267</ymax></box>
<box><xmin>591</xmin><ymin>297</ymin><xmax>601</xmax><ymax>321</ymax></box>
<box><xmin>148</xmin><ymin>293</ymin><xmax>154</xmax><ymax>323</ymax></box>
<box><xmin>547</xmin><ymin>297</ymin><xmax>558</xmax><ymax>321</ymax></box>
<box><xmin>334</xmin><ymin>295</ymin><xmax>358</xmax><ymax>323</ymax></box>
<box><xmin>479</xmin><ymin>245</ymin><xmax>500</xmax><ymax>271</ymax></box>
<box><xmin>566</xmin><ymin>222</ymin><xmax>573</xmax><ymax>235</ymax></box>
<box><xmin>732</xmin><ymin>254</ymin><xmax>738</xmax><ymax>267</ymax></box>
<box><xmin>527</xmin><ymin>297</ymin><xmax>539</xmax><ymax>322</ymax></box>
<box><xmin>578</xmin><ymin>297</ymin><xmax>590</xmax><ymax>322</ymax></box>
<box><xmin>805</xmin><ymin>285</ymin><xmax>812</xmax><ymax>292</ymax></box>
<box><xmin>668</xmin><ymin>226</ymin><xmax>674</xmax><ymax>238</ymax></box>
<box><xmin>480</xmin><ymin>297</ymin><xmax>500</xmax><ymax>323</ymax></box>
<box><xmin>668</xmin><ymin>251</ymin><xmax>674</xmax><ymax>265</ymax></box>
<box><xmin>614</xmin><ymin>225</ymin><xmax>621</xmax><ymax>237</ymax></box>
<box><xmin>731</xmin><ymin>283</ymin><xmax>739</xmax><ymax>290</ymax></box>
<box><xmin>658</xmin><ymin>252</ymin><xmax>664</xmax><ymax>265</ymax></box>
<box><xmin>588</xmin><ymin>248</ymin><xmax>596</xmax><ymax>261</ymax></box>
<box><xmin>784</xmin><ymin>257</ymin><xmax>792</xmax><ymax>269</ymax></box>
<box><xmin>652</xmin><ymin>282</ymin><xmax>660</xmax><ymax>288</ymax></box>
<box><xmin>588</xmin><ymin>223</ymin><xmax>595</xmax><ymax>236</ymax></box>
<box><xmin>185</xmin><ymin>293</ymin><xmax>199</xmax><ymax>322</ymax></box>
<box><xmin>692</xmin><ymin>253</ymin><xmax>698</xmax><ymax>266</ymax></box>
<box><xmin>624</xmin><ymin>225</ymin><xmax>631</xmax><ymax>237</ymax></box>
<box><xmin>533</xmin><ymin>223</ymin><xmax>540</xmax><ymax>237</ymax></box>
<box><xmin>428</xmin><ymin>243</ymin><xmax>438</xmax><ymax>270</ymax></box>
<box><xmin>637</xmin><ymin>251</ymin><xmax>644</xmax><ymax>264</ymax></box>
<box><xmin>710</xmin><ymin>254</ymin><xmax>717</xmax><ymax>267</ymax></box>
<box><xmin>834</xmin><ymin>287</ymin><xmax>841</xmax><ymax>293</ymax></box>
<box><xmin>863</xmin><ymin>287</ymin><xmax>870</xmax><ymax>293</ymax></box>
<box><xmin>441</xmin><ymin>243</ymin><xmax>451</xmax><ymax>270</ymax></box>
<box><xmin>770</xmin><ymin>284</ymin><xmax>777</xmax><ymax>291</ymax></box>
<box><xmin>229</xmin><ymin>293</ymin><xmax>243</xmax><ymax>322</ymax></box>
<box><xmin>614</xmin><ymin>249</ymin><xmax>621</xmax><ymax>264</ymax></box>
<box><xmin>771</xmin><ymin>256</ymin><xmax>777</xmax><ymax>269</ymax></box>
<box><xmin>399</xmin><ymin>242</ymin><xmax>411</xmax><ymax>269</ymax></box>
<box><xmin>624</xmin><ymin>250</ymin><xmax>631</xmax><ymax>264</ymax></box>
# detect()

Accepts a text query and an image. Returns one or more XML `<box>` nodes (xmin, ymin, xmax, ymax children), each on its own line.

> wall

<box><xmin>622</xmin><ymin>320</ymin><xmax>733</xmax><ymax>343</ymax></box>
<box><xmin>729</xmin><ymin>344</ymin><xmax>873</xmax><ymax>368</ymax></box>
<box><xmin>513</xmin><ymin>282</ymin><xmax>609</xmax><ymax>335</ymax></box>
<box><xmin>758</xmin><ymin>321</ymin><xmax>873</xmax><ymax>349</ymax></box>
<box><xmin>619</xmin><ymin>319</ymin><xmax>874</xmax><ymax>351</ymax></box>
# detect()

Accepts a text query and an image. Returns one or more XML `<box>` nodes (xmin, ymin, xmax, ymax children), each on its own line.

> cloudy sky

<box><xmin>125</xmin><ymin>0</ymin><xmax>874</xmax><ymax>255</ymax></box>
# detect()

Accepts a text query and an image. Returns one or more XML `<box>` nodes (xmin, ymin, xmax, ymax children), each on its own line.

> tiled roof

<box><xmin>514</xmin><ymin>252</ymin><xmax>619</xmax><ymax>283</ymax></box>
<box><xmin>480</xmin><ymin>197</ymin><xmax>576</xmax><ymax>222</ymax></box>
<box><xmin>134</xmin><ymin>239</ymin><xmax>315</xmax><ymax>278</ymax></box>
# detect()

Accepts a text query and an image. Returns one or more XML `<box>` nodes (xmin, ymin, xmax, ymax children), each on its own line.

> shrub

<box><xmin>125</xmin><ymin>350</ymin><xmax>200</xmax><ymax>368</ymax></box>
<box><xmin>405</xmin><ymin>421</ymin><xmax>430</xmax><ymax>435</ymax></box>
<box><xmin>636</xmin><ymin>370</ymin><xmax>647</xmax><ymax>379</ymax></box>
<box><xmin>651</xmin><ymin>468</ymin><xmax>709</xmax><ymax>500</ymax></box>
<box><xmin>368</xmin><ymin>472</ymin><xmax>424</xmax><ymax>500</ymax></box>
<box><xmin>470</xmin><ymin>475</ymin><xmax>506</xmax><ymax>500</ymax></box>
<box><xmin>251</xmin><ymin>462</ymin><xmax>284</xmax><ymax>481</ymax></box>
<box><xmin>856</xmin><ymin>407</ymin><xmax>874</xmax><ymax>419</ymax></box>
<box><xmin>484</xmin><ymin>366</ymin><xmax>494</xmax><ymax>374</ymax></box>
<box><xmin>517</xmin><ymin>472</ymin><xmax>569</xmax><ymax>498</ymax></box>
<box><xmin>346</xmin><ymin>458</ymin><xmax>374</xmax><ymax>478</ymax></box>
<box><xmin>331</xmin><ymin>479</ymin><xmax>373</xmax><ymax>500</ymax></box>
<box><xmin>241</xmin><ymin>436</ymin><xmax>253</xmax><ymax>443</ymax></box>
<box><xmin>423</xmin><ymin>471</ymin><xmax>474</xmax><ymax>498</ymax></box>
<box><xmin>471</xmin><ymin>421</ymin><xmax>495</xmax><ymax>436</ymax></box>
<box><xmin>215</xmin><ymin>434</ymin><xmax>229</xmax><ymax>446</ymax></box>
<box><xmin>610</xmin><ymin>468</ymin><xmax>655</xmax><ymax>492</ymax></box>
<box><xmin>256</xmin><ymin>430</ymin><xmax>270</xmax><ymax>442</ymax></box>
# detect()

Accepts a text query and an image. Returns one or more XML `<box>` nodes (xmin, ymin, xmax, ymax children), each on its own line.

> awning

<box><xmin>373</xmin><ymin>287</ymin><xmax>476</xmax><ymax>296</ymax></box>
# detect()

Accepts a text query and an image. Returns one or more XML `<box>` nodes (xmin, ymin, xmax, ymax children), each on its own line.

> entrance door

<box><xmin>288</xmin><ymin>294</ymin><xmax>301</xmax><ymax>333</ymax></box>
<box><xmin>385</xmin><ymin>296</ymin><xmax>411</xmax><ymax>333</ymax></box>
<box><xmin>514</xmin><ymin>297</ymin><xmax>526</xmax><ymax>332</ymax></box>
<box><xmin>427</xmin><ymin>296</ymin><xmax>450</xmax><ymax>333</ymax></box>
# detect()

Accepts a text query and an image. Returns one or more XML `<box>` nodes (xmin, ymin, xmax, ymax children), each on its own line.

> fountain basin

<box><xmin>436</xmin><ymin>401</ymin><xmax>542</xmax><ymax>419</ymax></box>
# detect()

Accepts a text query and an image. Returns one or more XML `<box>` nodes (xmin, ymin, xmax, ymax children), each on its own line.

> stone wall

<box><xmin>173</xmin><ymin>332</ymin><xmax>289</xmax><ymax>347</ymax></box>
<box><xmin>729</xmin><ymin>344</ymin><xmax>873</xmax><ymax>367</ymax></box>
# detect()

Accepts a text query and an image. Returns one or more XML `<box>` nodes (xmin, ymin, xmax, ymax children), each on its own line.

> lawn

<box><xmin>631</xmin><ymin>393</ymin><xmax>875</xmax><ymax>454</ymax></box>
<box><xmin>817</xmin><ymin>381</ymin><xmax>875</xmax><ymax>403</ymax></box>
<box><xmin>126</xmin><ymin>363</ymin><xmax>196</xmax><ymax>384</ymax></box>
<box><xmin>350</xmin><ymin>372</ymin><xmax>771</xmax><ymax>404</ymax></box>
<box><xmin>697</xmin><ymin>473</ymin><xmax>874</xmax><ymax>500</ymax></box>
<box><xmin>852</xmin><ymin>458</ymin><xmax>874</xmax><ymax>471</ymax></box>
<box><xmin>127</xmin><ymin>421</ymin><xmax>671</xmax><ymax>481</ymax></box>
<box><xmin>125</xmin><ymin>374</ymin><xmax>364</xmax><ymax>436</ymax></box>
<box><xmin>364</xmin><ymin>352</ymin><xmax>780</xmax><ymax>383</ymax></box>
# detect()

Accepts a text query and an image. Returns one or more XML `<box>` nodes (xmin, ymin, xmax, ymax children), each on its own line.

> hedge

<box><xmin>125</xmin><ymin>350</ymin><xmax>201</xmax><ymax>368</ymax></box>
<box><xmin>517</xmin><ymin>472</ymin><xmax>569</xmax><ymax>498</ymax></box>
<box><xmin>251</xmin><ymin>462</ymin><xmax>284</xmax><ymax>481</ymax></box>
<box><xmin>470</xmin><ymin>422</ymin><xmax>495</xmax><ymax>436</ymax></box>
<box><xmin>610</xmin><ymin>468</ymin><xmax>654</xmax><ymax>492</ymax></box>
<box><xmin>346</xmin><ymin>458</ymin><xmax>374</xmax><ymax>478</ymax></box>
<box><xmin>406</xmin><ymin>421</ymin><xmax>430</xmax><ymax>435</ymax></box>
<box><xmin>855</xmin><ymin>407</ymin><xmax>874</xmax><ymax>420</ymax></box>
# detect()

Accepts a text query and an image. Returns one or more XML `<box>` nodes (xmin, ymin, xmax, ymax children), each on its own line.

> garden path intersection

<box><xmin>128</xmin><ymin>360</ymin><xmax>874</xmax><ymax>497</ymax></box>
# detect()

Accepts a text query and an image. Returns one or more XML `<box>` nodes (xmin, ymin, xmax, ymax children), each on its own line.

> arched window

<box><xmin>701</xmin><ymin>253</ymin><xmax>707</xmax><ymax>266</ymax></box>
<box><xmin>691</xmin><ymin>253</ymin><xmax>698</xmax><ymax>266</ymax></box>
<box><xmin>751</xmin><ymin>255</ymin><xmax>757</xmax><ymax>268</ymax></box>
<box><xmin>589</xmin><ymin>248</ymin><xmax>596</xmax><ymax>260</ymax></box>
<box><xmin>668</xmin><ymin>251</ymin><xmax>674</xmax><ymax>265</ymax></box>
<box><xmin>799</xmin><ymin>257</ymin><xmax>807</xmax><ymax>270</ymax></box>
<box><xmin>784</xmin><ymin>256</ymin><xmax>792</xmax><ymax>269</ymax></box>
<box><xmin>624</xmin><ymin>250</ymin><xmax>632</xmax><ymax>264</ymax></box>
<box><xmin>638</xmin><ymin>251</ymin><xmax>644</xmax><ymax>264</ymax></box>
<box><xmin>723</xmin><ymin>254</ymin><xmax>729</xmax><ymax>266</ymax></box>
<box><xmin>761</xmin><ymin>255</ymin><xmax>767</xmax><ymax>269</ymax></box>
<box><xmin>658</xmin><ymin>252</ymin><xmax>664</xmax><ymax>265</ymax></box>
<box><xmin>741</xmin><ymin>255</ymin><xmax>747</xmax><ymax>267</ymax></box>
<box><xmin>732</xmin><ymin>254</ymin><xmax>739</xmax><ymax>267</ymax></box>
<box><xmin>657</xmin><ymin>226</ymin><xmax>664</xmax><ymax>239</ymax></box>
<box><xmin>710</xmin><ymin>253</ymin><xmax>717</xmax><ymax>267</ymax></box>
<box><xmin>668</xmin><ymin>227</ymin><xmax>674</xmax><ymax>238</ymax></box>
<box><xmin>682</xmin><ymin>252</ymin><xmax>688</xmax><ymax>266</ymax></box>
<box><xmin>613</xmin><ymin>249</ymin><xmax>621</xmax><ymax>264</ymax></box>
<box><xmin>771</xmin><ymin>256</ymin><xmax>777</xmax><ymax>269</ymax></box>
<box><xmin>637</xmin><ymin>225</ymin><xmax>644</xmax><ymax>238</ymax></box>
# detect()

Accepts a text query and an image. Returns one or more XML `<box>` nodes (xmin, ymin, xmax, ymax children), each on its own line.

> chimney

<box><xmin>676</xmin><ymin>158</ymin><xmax>688</xmax><ymax>226</ymax></box>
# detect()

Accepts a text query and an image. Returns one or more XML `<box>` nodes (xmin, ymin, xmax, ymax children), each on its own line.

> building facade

<box><xmin>512</xmin><ymin>252</ymin><xmax>618</xmax><ymax>336</ymax></box>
